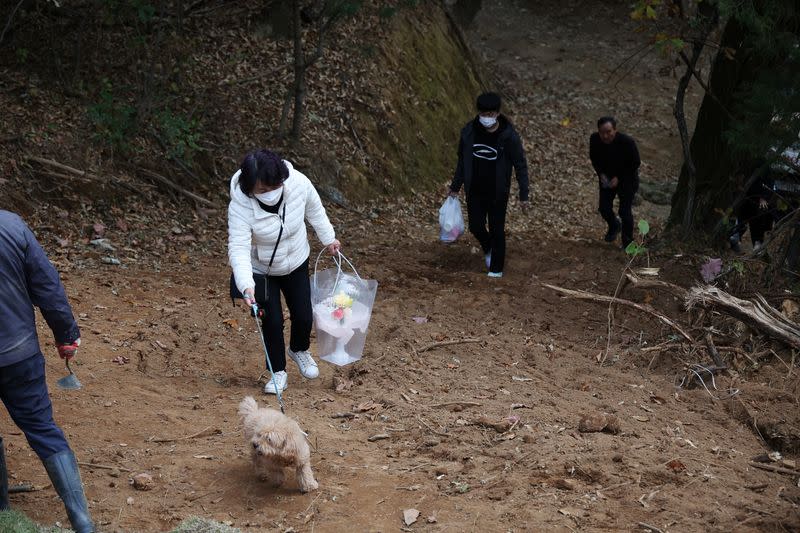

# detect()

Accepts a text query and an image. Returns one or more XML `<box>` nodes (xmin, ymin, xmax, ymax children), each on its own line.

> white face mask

<box><xmin>255</xmin><ymin>187</ymin><xmax>283</xmax><ymax>206</ymax></box>
<box><xmin>479</xmin><ymin>116</ymin><xmax>498</xmax><ymax>128</ymax></box>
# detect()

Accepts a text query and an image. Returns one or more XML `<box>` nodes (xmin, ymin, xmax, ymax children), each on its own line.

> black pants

<box><xmin>598</xmin><ymin>181</ymin><xmax>638</xmax><ymax>245</ymax></box>
<box><xmin>467</xmin><ymin>193</ymin><xmax>508</xmax><ymax>273</ymax></box>
<box><xmin>254</xmin><ymin>259</ymin><xmax>313</xmax><ymax>372</ymax></box>
<box><xmin>734</xmin><ymin>200</ymin><xmax>774</xmax><ymax>245</ymax></box>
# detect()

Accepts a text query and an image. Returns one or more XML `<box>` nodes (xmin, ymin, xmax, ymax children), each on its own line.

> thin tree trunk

<box><xmin>290</xmin><ymin>0</ymin><xmax>305</xmax><ymax>144</ymax></box>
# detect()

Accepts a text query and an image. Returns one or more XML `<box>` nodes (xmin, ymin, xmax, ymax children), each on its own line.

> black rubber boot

<box><xmin>0</xmin><ymin>437</ymin><xmax>9</xmax><ymax>510</ymax></box>
<box><xmin>42</xmin><ymin>450</ymin><xmax>94</xmax><ymax>533</ymax></box>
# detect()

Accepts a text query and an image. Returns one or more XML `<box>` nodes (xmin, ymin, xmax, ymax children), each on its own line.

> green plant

<box><xmin>170</xmin><ymin>516</ymin><xmax>243</xmax><ymax>533</ymax></box>
<box><xmin>155</xmin><ymin>110</ymin><xmax>202</xmax><ymax>162</ymax></box>
<box><xmin>87</xmin><ymin>81</ymin><xmax>137</xmax><ymax>153</ymax></box>
<box><xmin>378</xmin><ymin>6</ymin><xmax>397</xmax><ymax>19</ymax></box>
<box><xmin>625</xmin><ymin>218</ymin><xmax>650</xmax><ymax>258</ymax></box>
<box><xmin>0</xmin><ymin>509</ymin><xmax>70</xmax><ymax>532</ymax></box>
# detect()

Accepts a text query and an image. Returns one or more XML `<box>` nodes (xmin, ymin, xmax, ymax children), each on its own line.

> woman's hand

<box><xmin>327</xmin><ymin>239</ymin><xmax>341</xmax><ymax>256</ymax></box>
<box><xmin>243</xmin><ymin>287</ymin><xmax>256</xmax><ymax>308</ymax></box>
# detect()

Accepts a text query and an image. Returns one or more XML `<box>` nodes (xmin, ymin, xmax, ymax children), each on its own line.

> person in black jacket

<box><xmin>589</xmin><ymin>116</ymin><xmax>641</xmax><ymax>248</ymax></box>
<box><xmin>0</xmin><ymin>210</ymin><xmax>94</xmax><ymax>532</ymax></box>
<box><xmin>449</xmin><ymin>92</ymin><xmax>529</xmax><ymax>278</ymax></box>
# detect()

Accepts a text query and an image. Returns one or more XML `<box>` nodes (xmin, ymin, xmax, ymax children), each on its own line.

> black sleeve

<box><xmin>450</xmin><ymin>134</ymin><xmax>465</xmax><ymax>193</ymax></box>
<box><xmin>589</xmin><ymin>134</ymin><xmax>603</xmax><ymax>177</ymax></box>
<box><xmin>626</xmin><ymin>136</ymin><xmax>641</xmax><ymax>176</ymax></box>
<box><xmin>511</xmin><ymin>131</ymin><xmax>530</xmax><ymax>202</ymax></box>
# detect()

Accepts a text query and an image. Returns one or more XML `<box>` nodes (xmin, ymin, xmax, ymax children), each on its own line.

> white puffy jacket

<box><xmin>228</xmin><ymin>160</ymin><xmax>336</xmax><ymax>294</ymax></box>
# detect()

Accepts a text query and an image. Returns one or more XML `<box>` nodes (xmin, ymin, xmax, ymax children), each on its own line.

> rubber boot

<box><xmin>0</xmin><ymin>437</ymin><xmax>8</xmax><ymax>510</ymax></box>
<box><xmin>42</xmin><ymin>450</ymin><xmax>94</xmax><ymax>533</ymax></box>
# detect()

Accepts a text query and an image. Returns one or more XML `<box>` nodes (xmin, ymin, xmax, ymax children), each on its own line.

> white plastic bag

<box><xmin>439</xmin><ymin>196</ymin><xmax>464</xmax><ymax>243</ymax></box>
<box><xmin>311</xmin><ymin>251</ymin><xmax>378</xmax><ymax>366</ymax></box>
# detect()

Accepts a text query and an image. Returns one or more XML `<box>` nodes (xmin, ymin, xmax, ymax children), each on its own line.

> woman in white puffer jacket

<box><xmin>228</xmin><ymin>149</ymin><xmax>341</xmax><ymax>394</ymax></box>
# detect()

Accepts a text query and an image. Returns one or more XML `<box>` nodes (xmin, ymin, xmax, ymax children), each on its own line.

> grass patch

<box><xmin>170</xmin><ymin>516</ymin><xmax>244</xmax><ymax>533</ymax></box>
<box><xmin>0</xmin><ymin>509</ymin><xmax>71</xmax><ymax>533</ymax></box>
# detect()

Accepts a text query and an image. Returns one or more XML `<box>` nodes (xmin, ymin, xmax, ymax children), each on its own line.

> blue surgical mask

<box><xmin>479</xmin><ymin>116</ymin><xmax>498</xmax><ymax>128</ymax></box>
<box><xmin>255</xmin><ymin>187</ymin><xmax>283</xmax><ymax>206</ymax></box>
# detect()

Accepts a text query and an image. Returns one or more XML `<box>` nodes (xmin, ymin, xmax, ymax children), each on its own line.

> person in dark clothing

<box><xmin>0</xmin><ymin>210</ymin><xmax>94</xmax><ymax>533</ymax></box>
<box><xmin>449</xmin><ymin>92</ymin><xmax>530</xmax><ymax>278</ymax></box>
<box><xmin>729</xmin><ymin>166</ymin><xmax>776</xmax><ymax>252</ymax></box>
<box><xmin>589</xmin><ymin>116</ymin><xmax>641</xmax><ymax>248</ymax></box>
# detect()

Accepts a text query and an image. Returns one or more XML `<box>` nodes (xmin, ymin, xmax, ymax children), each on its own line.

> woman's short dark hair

<box><xmin>238</xmin><ymin>149</ymin><xmax>289</xmax><ymax>196</ymax></box>
<box><xmin>597</xmin><ymin>116</ymin><xmax>617</xmax><ymax>129</ymax></box>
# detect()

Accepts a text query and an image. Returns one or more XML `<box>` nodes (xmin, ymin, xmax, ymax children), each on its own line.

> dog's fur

<box><xmin>238</xmin><ymin>396</ymin><xmax>318</xmax><ymax>492</ymax></box>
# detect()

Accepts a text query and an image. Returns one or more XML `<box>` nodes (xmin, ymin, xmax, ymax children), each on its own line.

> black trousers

<box><xmin>598</xmin><ymin>181</ymin><xmax>638</xmax><ymax>245</ymax></box>
<box><xmin>254</xmin><ymin>259</ymin><xmax>313</xmax><ymax>372</ymax></box>
<box><xmin>467</xmin><ymin>193</ymin><xmax>508</xmax><ymax>273</ymax></box>
<box><xmin>734</xmin><ymin>200</ymin><xmax>775</xmax><ymax>245</ymax></box>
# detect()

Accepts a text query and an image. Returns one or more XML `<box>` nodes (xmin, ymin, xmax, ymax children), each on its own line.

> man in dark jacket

<box><xmin>589</xmin><ymin>116</ymin><xmax>641</xmax><ymax>248</ymax></box>
<box><xmin>0</xmin><ymin>210</ymin><xmax>94</xmax><ymax>532</ymax></box>
<box><xmin>449</xmin><ymin>92</ymin><xmax>530</xmax><ymax>278</ymax></box>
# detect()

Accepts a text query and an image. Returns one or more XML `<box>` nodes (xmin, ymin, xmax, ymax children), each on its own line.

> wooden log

<box><xmin>543</xmin><ymin>284</ymin><xmax>694</xmax><ymax>342</ymax></box>
<box><xmin>686</xmin><ymin>286</ymin><xmax>800</xmax><ymax>350</ymax></box>
<box><xmin>624</xmin><ymin>273</ymin><xmax>688</xmax><ymax>300</ymax></box>
<box><xmin>138</xmin><ymin>168</ymin><xmax>216</xmax><ymax>207</ymax></box>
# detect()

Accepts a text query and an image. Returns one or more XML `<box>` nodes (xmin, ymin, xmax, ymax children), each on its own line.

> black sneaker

<box><xmin>604</xmin><ymin>218</ymin><xmax>621</xmax><ymax>242</ymax></box>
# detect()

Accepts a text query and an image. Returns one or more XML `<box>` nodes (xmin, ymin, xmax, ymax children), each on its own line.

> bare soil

<box><xmin>4</xmin><ymin>1</ymin><xmax>800</xmax><ymax>532</ymax></box>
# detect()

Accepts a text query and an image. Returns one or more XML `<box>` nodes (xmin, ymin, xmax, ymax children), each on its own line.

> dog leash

<box><xmin>250</xmin><ymin>303</ymin><xmax>286</xmax><ymax>414</ymax></box>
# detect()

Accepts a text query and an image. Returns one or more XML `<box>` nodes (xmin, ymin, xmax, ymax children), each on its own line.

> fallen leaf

<box><xmin>632</xmin><ymin>415</ymin><xmax>649</xmax><ymax>422</ymax></box>
<box><xmin>222</xmin><ymin>318</ymin><xmax>239</xmax><ymax>329</ymax></box>
<box><xmin>666</xmin><ymin>459</ymin><xmax>686</xmax><ymax>472</ymax></box>
<box><xmin>111</xmin><ymin>356</ymin><xmax>130</xmax><ymax>365</ymax></box>
<box><xmin>403</xmin><ymin>508</ymin><xmax>420</xmax><ymax>526</ymax></box>
<box><xmin>354</xmin><ymin>400</ymin><xmax>379</xmax><ymax>412</ymax></box>
<box><xmin>411</xmin><ymin>316</ymin><xmax>428</xmax><ymax>324</ymax></box>
<box><xmin>92</xmin><ymin>223</ymin><xmax>106</xmax><ymax>238</ymax></box>
<box><xmin>368</xmin><ymin>433</ymin><xmax>390</xmax><ymax>442</ymax></box>
<box><xmin>193</xmin><ymin>455</ymin><xmax>215</xmax><ymax>460</ymax></box>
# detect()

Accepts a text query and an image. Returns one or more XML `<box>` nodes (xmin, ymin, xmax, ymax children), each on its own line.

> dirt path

<box><xmin>4</xmin><ymin>1</ymin><xmax>799</xmax><ymax>532</ymax></box>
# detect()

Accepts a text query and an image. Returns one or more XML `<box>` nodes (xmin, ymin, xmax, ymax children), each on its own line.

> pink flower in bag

<box><xmin>332</xmin><ymin>307</ymin><xmax>345</xmax><ymax>321</ymax></box>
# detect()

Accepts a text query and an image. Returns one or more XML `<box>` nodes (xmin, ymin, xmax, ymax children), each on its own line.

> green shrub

<box><xmin>170</xmin><ymin>516</ymin><xmax>244</xmax><ymax>533</ymax></box>
<box><xmin>87</xmin><ymin>80</ymin><xmax>137</xmax><ymax>153</ymax></box>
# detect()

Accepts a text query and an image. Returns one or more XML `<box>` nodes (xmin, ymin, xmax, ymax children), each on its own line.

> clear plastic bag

<box><xmin>311</xmin><ymin>251</ymin><xmax>378</xmax><ymax>366</ymax></box>
<box><xmin>439</xmin><ymin>196</ymin><xmax>464</xmax><ymax>243</ymax></box>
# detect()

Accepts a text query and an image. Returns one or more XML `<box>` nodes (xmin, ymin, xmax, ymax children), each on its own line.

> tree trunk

<box><xmin>289</xmin><ymin>0</ymin><xmax>306</xmax><ymax>144</ymax></box>
<box><xmin>669</xmin><ymin>18</ymin><xmax>750</xmax><ymax>233</ymax></box>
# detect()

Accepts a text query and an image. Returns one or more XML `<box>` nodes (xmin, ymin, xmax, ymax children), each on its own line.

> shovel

<box><xmin>56</xmin><ymin>359</ymin><xmax>82</xmax><ymax>390</ymax></box>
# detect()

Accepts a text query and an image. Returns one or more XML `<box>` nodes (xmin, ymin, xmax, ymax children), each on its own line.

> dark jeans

<box><xmin>0</xmin><ymin>353</ymin><xmax>70</xmax><ymax>460</ymax></box>
<box><xmin>255</xmin><ymin>259</ymin><xmax>313</xmax><ymax>372</ymax></box>
<box><xmin>599</xmin><ymin>181</ymin><xmax>638</xmax><ymax>245</ymax></box>
<box><xmin>467</xmin><ymin>193</ymin><xmax>508</xmax><ymax>273</ymax></box>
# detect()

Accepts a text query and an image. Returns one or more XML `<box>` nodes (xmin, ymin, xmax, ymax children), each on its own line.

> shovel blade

<box><xmin>57</xmin><ymin>373</ymin><xmax>82</xmax><ymax>390</ymax></box>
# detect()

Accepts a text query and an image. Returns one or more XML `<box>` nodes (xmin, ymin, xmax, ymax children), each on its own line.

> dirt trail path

<box><xmin>3</xmin><ymin>1</ymin><xmax>799</xmax><ymax>532</ymax></box>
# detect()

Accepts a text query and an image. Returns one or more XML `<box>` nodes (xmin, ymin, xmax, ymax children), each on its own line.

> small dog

<box><xmin>238</xmin><ymin>396</ymin><xmax>318</xmax><ymax>493</ymax></box>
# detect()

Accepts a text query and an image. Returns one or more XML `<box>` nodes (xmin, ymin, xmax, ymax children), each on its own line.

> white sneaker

<box><xmin>263</xmin><ymin>370</ymin><xmax>287</xmax><ymax>394</ymax></box>
<box><xmin>287</xmin><ymin>349</ymin><xmax>319</xmax><ymax>379</ymax></box>
<box><xmin>485</xmin><ymin>252</ymin><xmax>492</xmax><ymax>269</ymax></box>
<box><xmin>487</xmin><ymin>271</ymin><xmax>503</xmax><ymax>278</ymax></box>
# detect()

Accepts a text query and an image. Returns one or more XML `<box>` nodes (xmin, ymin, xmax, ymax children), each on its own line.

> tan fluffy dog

<box><xmin>238</xmin><ymin>396</ymin><xmax>318</xmax><ymax>493</ymax></box>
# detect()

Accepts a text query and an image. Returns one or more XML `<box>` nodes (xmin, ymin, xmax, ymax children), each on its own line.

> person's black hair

<box><xmin>476</xmin><ymin>92</ymin><xmax>502</xmax><ymax>112</ymax></box>
<box><xmin>238</xmin><ymin>149</ymin><xmax>289</xmax><ymax>196</ymax></box>
<box><xmin>597</xmin><ymin>116</ymin><xmax>617</xmax><ymax>129</ymax></box>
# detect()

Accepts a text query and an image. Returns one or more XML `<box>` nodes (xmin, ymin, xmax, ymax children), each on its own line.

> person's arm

<box><xmin>22</xmin><ymin>225</ymin><xmax>80</xmax><ymax>346</ymax></box>
<box><xmin>511</xmin><ymin>131</ymin><xmax>530</xmax><ymax>202</ymax></box>
<box><xmin>227</xmin><ymin>204</ymin><xmax>256</xmax><ymax>300</ymax></box>
<box><xmin>589</xmin><ymin>134</ymin><xmax>604</xmax><ymax>178</ymax></box>
<box><xmin>304</xmin><ymin>179</ymin><xmax>337</xmax><ymax>249</ymax></box>
<box><xmin>449</xmin><ymin>135</ymin><xmax>466</xmax><ymax>194</ymax></box>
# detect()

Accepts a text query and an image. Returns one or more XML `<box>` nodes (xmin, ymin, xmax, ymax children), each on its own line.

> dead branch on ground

<box><xmin>686</xmin><ymin>286</ymin><xmax>800</xmax><ymax>350</ymax></box>
<box><xmin>544</xmin><ymin>284</ymin><xmax>694</xmax><ymax>342</ymax></box>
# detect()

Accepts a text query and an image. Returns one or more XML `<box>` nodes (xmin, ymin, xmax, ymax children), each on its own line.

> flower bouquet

<box><xmin>311</xmin><ymin>252</ymin><xmax>378</xmax><ymax>366</ymax></box>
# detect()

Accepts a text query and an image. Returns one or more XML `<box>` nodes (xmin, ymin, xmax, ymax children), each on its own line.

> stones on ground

<box><xmin>578</xmin><ymin>412</ymin><xmax>621</xmax><ymax>434</ymax></box>
<box><xmin>131</xmin><ymin>472</ymin><xmax>154</xmax><ymax>490</ymax></box>
<box><xmin>403</xmin><ymin>508</ymin><xmax>420</xmax><ymax>526</ymax></box>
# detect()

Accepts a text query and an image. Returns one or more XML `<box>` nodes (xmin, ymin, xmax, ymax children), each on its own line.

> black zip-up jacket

<box><xmin>589</xmin><ymin>132</ymin><xmax>641</xmax><ymax>187</ymax></box>
<box><xmin>449</xmin><ymin>115</ymin><xmax>530</xmax><ymax>202</ymax></box>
